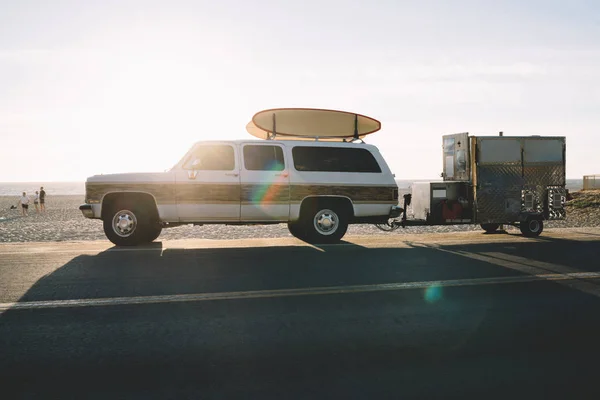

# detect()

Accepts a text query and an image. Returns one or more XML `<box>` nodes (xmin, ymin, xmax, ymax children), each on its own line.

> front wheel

<box><xmin>103</xmin><ymin>205</ymin><xmax>155</xmax><ymax>246</ymax></box>
<box><xmin>520</xmin><ymin>218</ymin><xmax>544</xmax><ymax>237</ymax></box>
<box><xmin>145</xmin><ymin>224</ymin><xmax>163</xmax><ymax>243</ymax></box>
<box><xmin>301</xmin><ymin>205</ymin><xmax>348</xmax><ymax>244</ymax></box>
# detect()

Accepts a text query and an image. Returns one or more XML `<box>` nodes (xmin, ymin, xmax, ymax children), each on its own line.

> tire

<box><xmin>288</xmin><ymin>222</ymin><xmax>307</xmax><ymax>241</ymax></box>
<box><xmin>145</xmin><ymin>224</ymin><xmax>163</xmax><ymax>243</ymax></box>
<box><xmin>520</xmin><ymin>218</ymin><xmax>544</xmax><ymax>237</ymax></box>
<box><xmin>300</xmin><ymin>203</ymin><xmax>349</xmax><ymax>244</ymax></box>
<box><xmin>103</xmin><ymin>201</ymin><xmax>156</xmax><ymax>246</ymax></box>
<box><xmin>481</xmin><ymin>223</ymin><xmax>500</xmax><ymax>233</ymax></box>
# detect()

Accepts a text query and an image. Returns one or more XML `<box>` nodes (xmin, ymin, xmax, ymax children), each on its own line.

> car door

<box><xmin>174</xmin><ymin>143</ymin><xmax>241</xmax><ymax>222</ymax></box>
<box><xmin>240</xmin><ymin>143</ymin><xmax>290</xmax><ymax>221</ymax></box>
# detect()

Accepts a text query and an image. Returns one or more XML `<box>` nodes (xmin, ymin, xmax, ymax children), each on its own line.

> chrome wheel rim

<box><xmin>313</xmin><ymin>209</ymin><xmax>338</xmax><ymax>236</ymax></box>
<box><xmin>112</xmin><ymin>210</ymin><xmax>137</xmax><ymax>237</ymax></box>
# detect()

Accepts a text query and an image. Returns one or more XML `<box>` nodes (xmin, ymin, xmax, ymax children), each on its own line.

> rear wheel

<box><xmin>300</xmin><ymin>203</ymin><xmax>349</xmax><ymax>244</ymax></box>
<box><xmin>287</xmin><ymin>222</ymin><xmax>307</xmax><ymax>241</ymax></box>
<box><xmin>520</xmin><ymin>218</ymin><xmax>544</xmax><ymax>237</ymax></box>
<box><xmin>481</xmin><ymin>223</ymin><xmax>500</xmax><ymax>233</ymax></box>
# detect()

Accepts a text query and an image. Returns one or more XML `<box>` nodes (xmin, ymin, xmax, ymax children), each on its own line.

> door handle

<box><xmin>188</xmin><ymin>170</ymin><xmax>198</xmax><ymax>180</ymax></box>
<box><xmin>225</xmin><ymin>173</ymin><xmax>239</xmax><ymax>177</ymax></box>
<box><xmin>275</xmin><ymin>173</ymin><xmax>289</xmax><ymax>177</ymax></box>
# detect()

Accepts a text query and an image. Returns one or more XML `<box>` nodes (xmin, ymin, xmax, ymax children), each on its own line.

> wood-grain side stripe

<box><xmin>86</xmin><ymin>183</ymin><xmax>176</xmax><ymax>204</ymax></box>
<box><xmin>241</xmin><ymin>184</ymin><xmax>290</xmax><ymax>203</ymax></box>
<box><xmin>86</xmin><ymin>183</ymin><xmax>398</xmax><ymax>205</ymax></box>
<box><xmin>290</xmin><ymin>185</ymin><xmax>397</xmax><ymax>203</ymax></box>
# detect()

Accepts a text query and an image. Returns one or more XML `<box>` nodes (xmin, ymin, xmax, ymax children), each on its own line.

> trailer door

<box><xmin>442</xmin><ymin>133</ymin><xmax>470</xmax><ymax>181</ymax></box>
<box><xmin>476</xmin><ymin>137</ymin><xmax>523</xmax><ymax>223</ymax></box>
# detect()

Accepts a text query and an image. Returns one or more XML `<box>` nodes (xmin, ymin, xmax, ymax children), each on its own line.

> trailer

<box><xmin>381</xmin><ymin>133</ymin><xmax>567</xmax><ymax>237</ymax></box>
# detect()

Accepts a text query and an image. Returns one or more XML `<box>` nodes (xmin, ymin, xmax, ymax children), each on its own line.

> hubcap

<box><xmin>314</xmin><ymin>209</ymin><xmax>339</xmax><ymax>236</ymax></box>
<box><xmin>112</xmin><ymin>210</ymin><xmax>137</xmax><ymax>237</ymax></box>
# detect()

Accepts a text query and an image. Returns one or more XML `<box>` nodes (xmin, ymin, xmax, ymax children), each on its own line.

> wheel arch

<box><xmin>100</xmin><ymin>191</ymin><xmax>159</xmax><ymax>220</ymax></box>
<box><xmin>298</xmin><ymin>195</ymin><xmax>355</xmax><ymax>221</ymax></box>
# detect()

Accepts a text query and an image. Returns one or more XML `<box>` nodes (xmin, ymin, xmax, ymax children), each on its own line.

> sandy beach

<box><xmin>1</xmin><ymin>193</ymin><xmax>599</xmax><ymax>243</ymax></box>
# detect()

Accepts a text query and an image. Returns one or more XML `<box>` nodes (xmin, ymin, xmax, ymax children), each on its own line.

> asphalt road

<box><xmin>1</xmin><ymin>228</ymin><xmax>600</xmax><ymax>399</ymax></box>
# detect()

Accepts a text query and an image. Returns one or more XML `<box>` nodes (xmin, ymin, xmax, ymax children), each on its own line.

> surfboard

<box><xmin>246</xmin><ymin>108</ymin><xmax>381</xmax><ymax>141</ymax></box>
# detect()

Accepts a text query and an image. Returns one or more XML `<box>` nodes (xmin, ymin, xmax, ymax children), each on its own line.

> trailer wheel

<box><xmin>520</xmin><ymin>218</ymin><xmax>544</xmax><ymax>237</ymax></box>
<box><xmin>481</xmin><ymin>223</ymin><xmax>500</xmax><ymax>233</ymax></box>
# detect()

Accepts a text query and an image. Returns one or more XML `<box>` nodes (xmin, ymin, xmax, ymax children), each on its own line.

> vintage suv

<box><xmin>80</xmin><ymin>108</ymin><xmax>401</xmax><ymax>245</ymax></box>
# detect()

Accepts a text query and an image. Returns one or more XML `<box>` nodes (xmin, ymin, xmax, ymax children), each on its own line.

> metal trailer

<box><xmin>382</xmin><ymin>133</ymin><xmax>567</xmax><ymax>237</ymax></box>
<box><xmin>583</xmin><ymin>175</ymin><xmax>600</xmax><ymax>190</ymax></box>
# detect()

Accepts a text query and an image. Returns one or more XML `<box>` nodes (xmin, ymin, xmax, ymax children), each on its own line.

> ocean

<box><xmin>0</xmin><ymin>182</ymin><xmax>85</xmax><ymax>196</ymax></box>
<box><xmin>0</xmin><ymin>179</ymin><xmax>585</xmax><ymax>196</ymax></box>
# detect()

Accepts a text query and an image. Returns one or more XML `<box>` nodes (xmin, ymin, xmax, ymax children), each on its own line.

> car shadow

<box><xmin>2</xmin><ymin>233</ymin><xmax>600</xmax><ymax>397</ymax></box>
<box><xmin>2</xmin><ymin>232</ymin><xmax>599</xmax><ymax>305</ymax></box>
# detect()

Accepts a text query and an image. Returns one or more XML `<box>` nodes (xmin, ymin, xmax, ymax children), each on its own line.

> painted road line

<box><xmin>483</xmin><ymin>252</ymin><xmax>584</xmax><ymax>275</ymax></box>
<box><xmin>431</xmin><ymin>246</ymin><xmax>600</xmax><ymax>299</ymax></box>
<box><xmin>481</xmin><ymin>251</ymin><xmax>600</xmax><ymax>299</ymax></box>
<box><xmin>1</xmin><ymin>272</ymin><xmax>600</xmax><ymax>313</ymax></box>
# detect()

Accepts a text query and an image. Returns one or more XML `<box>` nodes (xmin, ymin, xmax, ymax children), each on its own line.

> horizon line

<box><xmin>0</xmin><ymin>177</ymin><xmax>589</xmax><ymax>184</ymax></box>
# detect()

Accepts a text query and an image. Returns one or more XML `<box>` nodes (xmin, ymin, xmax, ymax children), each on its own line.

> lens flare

<box><xmin>249</xmin><ymin>161</ymin><xmax>287</xmax><ymax>207</ymax></box>
<box><xmin>424</xmin><ymin>285</ymin><xmax>443</xmax><ymax>303</ymax></box>
<box><xmin>251</xmin><ymin>181</ymin><xmax>283</xmax><ymax>205</ymax></box>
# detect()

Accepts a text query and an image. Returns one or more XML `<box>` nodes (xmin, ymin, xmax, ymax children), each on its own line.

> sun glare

<box><xmin>88</xmin><ymin>54</ymin><xmax>250</xmax><ymax>174</ymax></box>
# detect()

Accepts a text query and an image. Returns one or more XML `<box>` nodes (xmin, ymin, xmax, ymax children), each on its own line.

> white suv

<box><xmin>80</xmin><ymin>109</ymin><xmax>400</xmax><ymax>245</ymax></box>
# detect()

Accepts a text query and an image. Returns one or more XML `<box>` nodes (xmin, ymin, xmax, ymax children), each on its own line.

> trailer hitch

<box><xmin>374</xmin><ymin>194</ymin><xmax>412</xmax><ymax>232</ymax></box>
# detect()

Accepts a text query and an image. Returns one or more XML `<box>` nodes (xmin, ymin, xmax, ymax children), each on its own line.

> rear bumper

<box><xmin>79</xmin><ymin>204</ymin><xmax>95</xmax><ymax>219</ymax></box>
<box><xmin>389</xmin><ymin>205</ymin><xmax>403</xmax><ymax>219</ymax></box>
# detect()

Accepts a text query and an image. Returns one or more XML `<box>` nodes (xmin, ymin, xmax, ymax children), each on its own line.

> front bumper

<box><xmin>79</xmin><ymin>204</ymin><xmax>94</xmax><ymax>219</ymax></box>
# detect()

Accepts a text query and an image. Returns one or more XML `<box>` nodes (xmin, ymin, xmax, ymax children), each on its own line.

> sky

<box><xmin>0</xmin><ymin>0</ymin><xmax>599</xmax><ymax>181</ymax></box>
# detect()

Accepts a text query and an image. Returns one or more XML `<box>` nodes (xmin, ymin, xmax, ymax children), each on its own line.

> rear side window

<box><xmin>292</xmin><ymin>146</ymin><xmax>382</xmax><ymax>173</ymax></box>
<box><xmin>243</xmin><ymin>145</ymin><xmax>285</xmax><ymax>171</ymax></box>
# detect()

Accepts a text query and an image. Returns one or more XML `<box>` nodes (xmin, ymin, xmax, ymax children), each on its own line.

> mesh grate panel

<box><xmin>476</xmin><ymin>163</ymin><xmax>565</xmax><ymax>223</ymax></box>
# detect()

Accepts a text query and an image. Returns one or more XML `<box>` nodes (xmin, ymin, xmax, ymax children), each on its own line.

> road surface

<box><xmin>1</xmin><ymin>228</ymin><xmax>600</xmax><ymax>399</ymax></box>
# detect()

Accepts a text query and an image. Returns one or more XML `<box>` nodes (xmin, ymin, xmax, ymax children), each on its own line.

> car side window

<box><xmin>292</xmin><ymin>146</ymin><xmax>382</xmax><ymax>173</ymax></box>
<box><xmin>243</xmin><ymin>145</ymin><xmax>285</xmax><ymax>171</ymax></box>
<box><xmin>184</xmin><ymin>145</ymin><xmax>235</xmax><ymax>171</ymax></box>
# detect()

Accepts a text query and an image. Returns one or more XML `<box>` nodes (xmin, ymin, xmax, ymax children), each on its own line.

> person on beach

<box><xmin>39</xmin><ymin>186</ymin><xmax>46</xmax><ymax>213</ymax></box>
<box><xmin>17</xmin><ymin>192</ymin><xmax>30</xmax><ymax>216</ymax></box>
<box><xmin>33</xmin><ymin>191</ymin><xmax>40</xmax><ymax>213</ymax></box>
